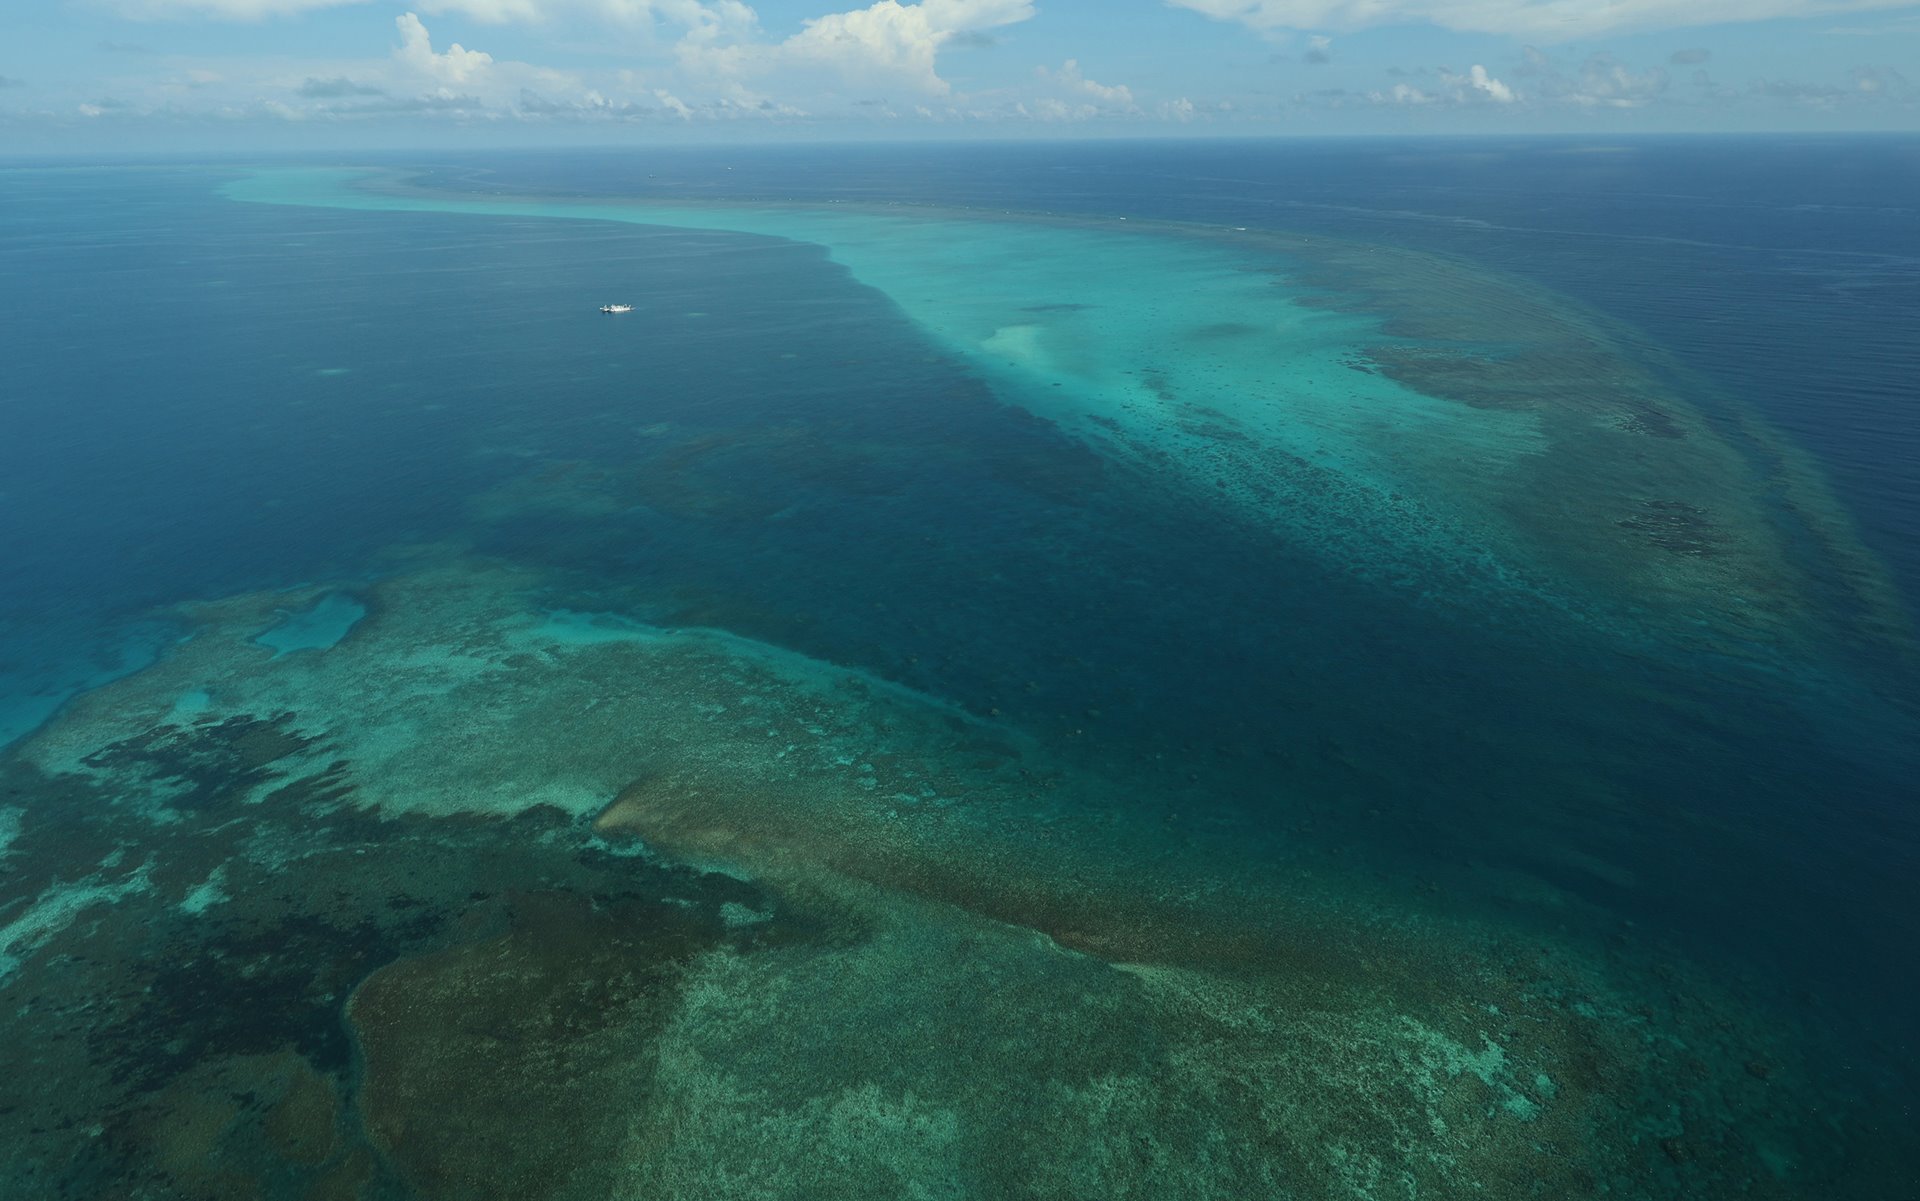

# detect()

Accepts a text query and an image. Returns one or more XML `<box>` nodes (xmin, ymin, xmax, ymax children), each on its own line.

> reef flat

<box><xmin>2</xmin><ymin>551</ymin><xmax>1907</xmax><ymax>1199</ymax></box>
<box><xmin>224</xmin><ymin>167</ymin><xmax>1910</xmax><ymax>662</ymax></box>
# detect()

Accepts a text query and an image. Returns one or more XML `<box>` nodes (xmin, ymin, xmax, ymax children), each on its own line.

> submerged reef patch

<box><xmin>253</xmin><ymin>591</ymin><xmax>367</xmax><ymax>657</ymax></box>
<box><xmin>2</xmin><ymin>554</ymin><xmax>1910</xmax><ymax>1198</ymax></box>
<box><xmin>349</xmin><ymin>888</ymin><xmax>741</xmax><ymax>1199</ymax></box>
<box><xmin>223</xmin><ymin>167</ymin><xmax>1912</xmax><ymax>665</ymax></box>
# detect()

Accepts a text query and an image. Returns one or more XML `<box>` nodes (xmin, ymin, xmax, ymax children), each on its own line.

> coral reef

<box><xmin>2</xmin><ymin>556</ymin><xmax>1909</xmax><ymax>1198</ymax></box>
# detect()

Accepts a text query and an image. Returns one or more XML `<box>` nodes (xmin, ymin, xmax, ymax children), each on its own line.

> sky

<box><xmin>1</xmin><ymin>0</ymin><xmax>1917</xmax><ymax>149</ymax></box>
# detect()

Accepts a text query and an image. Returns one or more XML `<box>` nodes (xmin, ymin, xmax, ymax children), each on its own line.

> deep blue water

<box><xmin>3</xmin><ymin>140</ymin><xmax>1918</xmax><ymax>1171</ymax></box>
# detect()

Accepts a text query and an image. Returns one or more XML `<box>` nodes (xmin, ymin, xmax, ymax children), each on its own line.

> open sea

<box><xmin>1</xmin><ymin>137</ymin><xmax>1916</xmax><ymax>1198</ymax></box>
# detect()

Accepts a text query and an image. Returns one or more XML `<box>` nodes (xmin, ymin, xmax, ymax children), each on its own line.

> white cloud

<box><xmin>1169</xmin><ymin>0</ymin><xmax>1920</xmax><ymax>41</ymax></box>
<box><xmin>1040</xmin><ymin>58</ymin><xmax>1134</xmax><ymax>106</ymax></box>
<box><xmin>99</xmin><ymin>0</ymin><xmax>764</xmax><ymax>38</ymax></box>
<box><xmin>1465</xmin><ymin>62</ymin><xmax>1513</xmax><ymax>101</ymax></box>
<box><xmin>108</xmin><ymin>0</ymin><xmax>375</xmax><ymax>16</ymax></box>
<box><xmin>1520</xmin><ymin>48</ymin><xmax>1670</xmax><ymax>107</ymax></box>
<box><xmin>1850</xmin><ymin>63</ymin><xmax>1914</xmax><ymax>96</ymax></box>
<box><xmin>1369</xmin><ymin>81</ymin><xmax>1434</xmax><ymax>104</ymax></box>
<box><xmin>1019</xmin><ymin>97</ymin><xmax>1082</xmax><ymax>120</ymax></box>
<box><xmin>1360</xmin><ymin>62</ymin><xmax>1514</xmax><ymax>105</ymax></box>
<box><xmin>108</xmin><ymin>0</ymin><xmax>761</xmax><ymax>29</ymax></box>
<box><xmin>687</xmin><ymin>0</ymin><xmax>1035</xmax><ymax>95</ymax></box>
<box><xmin>417</xmin><ymin>0</ymin><xmax>545</xmax><ymax>20</ymax></box>
<box><xmin>394</xmin><ymin>12</ymin><xmax>494</xmax><ymax>85</ymax></box>
<box><xmin>985</xmin><ymin>59</ymin><xmax>1142</xmax><ymax>123</ymax></box>
<box><xmin>46</xmin><ymin>1</ymin><xmax>832</xmax><ymax>128</ymax></box>
<box><xmin>414</xmin><ymin>0</ymin><xmax>759</xmax><ymax>31</ymax></box>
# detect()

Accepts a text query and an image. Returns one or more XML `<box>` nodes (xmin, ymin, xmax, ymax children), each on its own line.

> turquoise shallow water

<box><xmin>253</xmin><ymin>591</ymin><xmax>368</xmax><ymax>657</ymax></box>
<box><xmin>1</xmin><ymin>147</ymin><xmax>1916</xmax><ymax>1198</ymax></box>
<box><xmin>227</xmin><ymin>170</ymin><xmax>1562</xmax><ymax>602</ymax></box>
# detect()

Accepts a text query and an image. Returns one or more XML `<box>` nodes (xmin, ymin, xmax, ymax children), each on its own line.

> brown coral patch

<box><xmin>115</xmin><ymin>1051</ymin><xmax>347</xmax><ymax>1201</ymax></box>
<box><xmin>595</xmin><ymin>772</ymin><xmax>1383</xmax><ymax>997</ymax></box>
<box><xmin>346</xmin><ymin>888</ymin><xmax>731</xmax><ymax>1200</ymax></box>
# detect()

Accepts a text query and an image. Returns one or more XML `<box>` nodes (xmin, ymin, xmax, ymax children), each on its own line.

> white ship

<box><xmin>600</xmin><ymin>303</ymin><xmax>634</xmax><ymax>314</ymax></box>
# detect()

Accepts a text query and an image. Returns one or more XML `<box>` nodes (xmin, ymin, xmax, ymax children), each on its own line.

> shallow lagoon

<box><xmin>2</xmin><ymin>147</ymin><xmax>1916</xmax><ymax>1198</ymax></box>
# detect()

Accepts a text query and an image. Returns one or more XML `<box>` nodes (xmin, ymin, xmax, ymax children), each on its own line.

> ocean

<box><xmin>1</xmin><ymin>138</ymin><xmax>1916</xmax><ymax>1198</ymax></box>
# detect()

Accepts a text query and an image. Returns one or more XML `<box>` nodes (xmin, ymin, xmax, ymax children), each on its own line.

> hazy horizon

<box><xmin>4</xmin><ymin>0</ymin><xmax>1918</xmax><ymax>154</ymax></box>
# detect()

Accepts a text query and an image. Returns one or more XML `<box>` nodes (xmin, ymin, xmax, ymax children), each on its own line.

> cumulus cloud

<box><xmin>1567</xmin><ymin>55</ymin><xmax>1668</xmax><ymax>106</ymax></box>
<box><xmin>1303</xmin><ymin>34</ymin><xmax>1332</xmax><ymax>64</ymax></box>
<box><xmin>1169</xmin><ymin>0</ymin><xmax>1920</xmax><ymax>41</ymax></box>
<box><xmin>1463</xmin><ymin>62</ymin><xmax>1512</xmax><ymax>100</ymax></box>
<box><xmin>1011</xmin><ymin>59</ymin><xmax>1137</xmax><ymax>121</ymax></box>
<box><xmin>245</xmin><ymin>10</ymin><xmax>594</xmax><ymax>120</ymax></box>
<box><xmin>687</xmin><ymin>0</ymin><xmax>1035</xmax><ymax>95</ymax></box>
<box><xmin>1850</xmin><ymin>63</ymin><xmax>1915</xmax><ymax>96</ymax></box>
<box><xmin>1042</xmin><ymin>58</ymin><xmax>1134</xmax><ymax>106</ymax></box>
<box><xmin>1519</xmin><ymin>46</ymin><xmax>1669</xmax><ymax>106</ymax></box>
<box><xmin>1361</xmin><ymin>64</ymin><xmax>1511</xmax><ymax>105</ymax></box>
<box><xmin>1016</xmin><ymin>97</ymin><xmax>1077</xmax><ymax>120</ymax></box>
<box><xmin>783</xmin><ymin>0</ymin><xmax>1034</xmax><ymax>93</ymax></box>
<box><xmin>1669</xmin><ymin>47</ymin><xmax>1710</xmax><ymax>64</ymax></box>
<box><xmin>1363</xmin><ymin>62</ymin><xmax>1513</xmax><ymax>105</ymax></box>
<box><xmin>958</xmin><ymin>55</ymin><xmax>1140</xmax><ymax>124</ymax></box>
<box><xmin>1369</xmin><ymin>82</ymin><xmax>1435</xmax><ymax>104</ymax></box>
<box><xmin>516</xmin><ymin>85</ymin><xmax>657</xmax><ymax>117</ymax></box>
<box><xmin>394</xmin><ymin>12</ymin><xmax>494</xmax><ymax>85</ymax></box>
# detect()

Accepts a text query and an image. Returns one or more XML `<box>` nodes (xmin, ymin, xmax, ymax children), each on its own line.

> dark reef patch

<box><xmin>0</xmin><ymin>726</ymin><xmax>785</xmax><ymax>1201</ymax></box>
<box><xmin>348</xmin><ymin>887</ymin><xmax>740</xmax><ymax>1200</ymax></box>
<box><xmin>1191</xmin><ymin>321</ymin><xmax>1263</xmax><ymax>339</ymax></box>
<box><xmin>80</xmin><ymin>712</ymin><xmax>323</xmax><ymax>813</ymax></box>
<box><xmin>98</xmin><ymin>910</ymin><xmax>436</xmax><ymax>1088</ymax></box>
<box><xmin>1618</xmin><ymin>500</ymin><xmax>1727</xmax><ymax>558</ymax></box>
<box><xmin>1616</xmin><ymin>403</ymin><xmax>1686</xmax><ymax>440</ymax></box>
